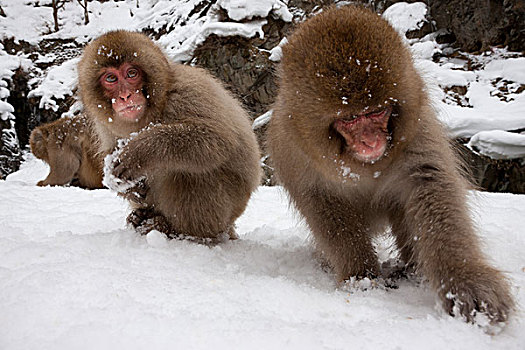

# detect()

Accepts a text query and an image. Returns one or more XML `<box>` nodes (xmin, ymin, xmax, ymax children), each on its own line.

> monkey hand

<box><xmin>103</xmin><ymin>141</ymin><xmax>149</xmax><ymax>195</ymax></box>
<box><xmin>440</xmin><ymin>265</ymin><xmax>514</xmax><ymax>331</ymax></box>
<box><xmin>120</xmin><ymin>178</ymin><xmax>150</xmax><ymax>206</ymax></box>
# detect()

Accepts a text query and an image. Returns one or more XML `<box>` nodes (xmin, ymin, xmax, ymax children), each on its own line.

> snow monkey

<box><xmin>30</xmin><ymin>114</ymin><xmax>104</xmax><ymax>189</ymax></box>
<box><xmin>267</xmin><ymin>6</ymin><xmax>514</xmax><ymax>324</ymax></box>
<box><xmin>77</xmin><ymin>30</ymin><xmax>261</xmax><ymax>241</ymax></box>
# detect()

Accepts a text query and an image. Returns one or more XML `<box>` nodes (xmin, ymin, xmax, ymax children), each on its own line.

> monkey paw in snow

<box><xmin>439</xmin><ymin>265</ymin><xmax>514</xmax><ymax>332</ymax></box>
<box><xmin>103</xmin><ymin>138</ymin><xmax>147</xmax><ymax>195</ymax></box>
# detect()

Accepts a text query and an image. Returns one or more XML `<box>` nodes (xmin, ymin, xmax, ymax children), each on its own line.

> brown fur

<box><xmin>29</xmin><ymin>114</ymin><xmax>103</xmax><ymax>189</ymax></box>
<box><xmin>267</xmin><ymin>6</ymin><xmax>514</xmax><ymax>324</ymax></box>
<box><xmin>78</xmin><ymin>30</ymin><xmax>261</xmax><ymax>241</ymax></box>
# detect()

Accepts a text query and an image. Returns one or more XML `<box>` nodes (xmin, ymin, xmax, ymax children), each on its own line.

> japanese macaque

<box><xmin>29</xmin><ymin>114</ymin><xmax>104</xmax><ymax>189</ymax></box>
<box><xmin>267</xmin><ymin>6</ymin><xmax>514</xmax><ymax>324</ymax></box>
<box><xmin>77</xmin><ymin>30</ymin><xmax>261</xmax><ymax>242</ymax></box>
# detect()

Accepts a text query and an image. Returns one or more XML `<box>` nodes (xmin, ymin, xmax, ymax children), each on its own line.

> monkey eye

<box><xmin>127</xmin><ymin>68</ymin><xmax>139</xmax><ymax>79</ymax></box>
<box><xmin>104</xmin><ymin>73</ymin><xmax>117</xmax><ymax>83</ymax></box>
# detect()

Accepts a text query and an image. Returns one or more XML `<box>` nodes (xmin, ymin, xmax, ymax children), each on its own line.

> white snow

<box><xmin>269</xmin><ymin>37</ymin><xmax>288</xmax><ymax>62</ymax></box>
<box><xmin>383</xmin><ymin>2</ymin><xmax>428</xmax><ymax>34</ymax></box>
<box><xmin>28</xmin><ymin>58</ymin><xmax>79</xmax><ymax>111</ymax></box>
<box><xmin>468</xmin><ymin>130</ymin><xmax>525</xmax><ymax>159</ymax></box>
<box><xmin>169</xmin><ymin>20</ymin><xmax>267</xmax><ymax>62</ymax></box>
<box><xmin>1</xmin><ymin>156</ymin><xmax>524</xmax><ymax>349</ymax></box>
<box><xmin>252</xmin><ymin>109</ymin><xmax>273</xmax><ymax>129</ymax></box>
<box><xmin>383</xmin><ymin>3</ymin><xmax>525</xmax><ymax>145</ymax></box>
<box><xmin>218</xmin><ymin>0</ymin><xmax>292</xmax><ymax>22</ymax></box>
<box><xmin>484</xmin><ymin>58</ymin><xmax>525</xmax><ymax>84</ymax></box>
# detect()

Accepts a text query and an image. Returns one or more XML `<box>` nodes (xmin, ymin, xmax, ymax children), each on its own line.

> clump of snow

<box><xmin>0</xmin><ymin>100</ymin><xmax>15</xmax><ymax>121</ymax></box>
<box><xmin>0</xmin><ymin>46</ymin><xmax>26</xmax><ymax>121</ymax></box>
<box><xmin>468</xmin><ymin>130</ymin><xmax>525</xmax><ymax>159</ymax></box>
<box><xmin>383</xmin><ymin>2</ymin><xmax>428</xmax><ymax>35</ymax></box>
<box><xmin>102</xmin><ymin>136</ymin><xmax>145</xmax><ymax>193</ymax></box>
<box><xmin>140</xmin><ymin>0</ymin><xmax>289</xmax><ymax>62</ymax></box>
<box><xmin>28</xmin><ymin>58</ymin><xmax>79</xmax><ymax>111</ymax></box>
<box><xmin>252</xmin><ymin>109</ymin><xmax>273</xmax><ymax>130</ymax></box>
<box><xmin>146</xmin><ymin>230</ymin><xmax>169</xmax><ymax>248</ymax></box>
<box><xmin>411</xmin><ymin>40</ymin><xmax>441</xmax><ymax>60</ymax></box>
<box><xmin>483</xmin><ymin>58</ymin><xmax>525</xmax><ymax>84</ymax></box>
<box><xmin>269</xmin><ymin>37</ymin><xmax>288</xmax><ymax>62</ymax></box>
<box><xmin>416</xmin><ymin>49</ymin><xmax>525</xmax><ymax>142</ymax></box>
<box><xmin>218</xmin><ymin>0</ymin><xmax>292</xmax><ymax>22</ymax></box>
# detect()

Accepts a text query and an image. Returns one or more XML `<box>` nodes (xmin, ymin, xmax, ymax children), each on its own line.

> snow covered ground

<box><xmin>0</xmin><ymin>156</ymin><xmax>524</xmax><ymax>350</ymax></box>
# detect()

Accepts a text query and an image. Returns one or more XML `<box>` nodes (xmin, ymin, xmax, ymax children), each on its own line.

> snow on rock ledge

<box><xmin>383</xmin><ymin>2</ymin><xmax>428</xmax><ymax>35</ymax></box>
<box><xmin>27</xmin><ymin>58</ymin><xmax>79</xmax><ymax>111</ymax></box>
<box><xmin>218</xmin><ymin>0</ymin><xmax>292</xmax><ymax>22</ymax></box>
<box><xmin>169</xmin><ymin>20</ymin><xmax>267</xmax><ymax>62</ymax></box>
<box><xmin>468</xmin><ymin>130</ymin><xmax>525</xmax><ymax>160</ymax></box>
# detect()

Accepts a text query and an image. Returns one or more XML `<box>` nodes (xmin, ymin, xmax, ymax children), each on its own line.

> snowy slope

<box><xmin>0</xmin><ymin>156</ymin><xmax>524</xmax><ymax>350</ymax></box>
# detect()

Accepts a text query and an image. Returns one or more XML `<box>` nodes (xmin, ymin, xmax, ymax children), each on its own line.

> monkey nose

<box><xmin>119</xmin><ymin>91</ymin><xmax>132</xmax><ymax>101</ymax></box>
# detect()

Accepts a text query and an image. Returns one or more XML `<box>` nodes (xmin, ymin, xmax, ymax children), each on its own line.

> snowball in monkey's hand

<box><xmin>102</xmin><ymin>135</ymin><xmax>145</xmax><ymax>194</ymax></box>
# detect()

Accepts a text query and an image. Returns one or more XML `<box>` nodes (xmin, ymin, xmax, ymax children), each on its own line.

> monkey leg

<box><xmin>144</xmin><ymin>172</ymin><xmax>241</xmax><ymax>241</ymax></box>
<box><xmin>298</xmin><ymin>189</ymin><xmax>379</xmax><ymax>281</ymax></box>
<box><xmin>389</xmin><ymin>208</ymin><xmax>416</xmax><ymax>267</ymax></box>
<box><xmin>38</xmin><ymin>143</ymin><xmax>81</xmax><ymax>186</ymax></box>
<box><xmin>403</xmin><ymin>173</ymin><xmax>514</xmax><ymax>323</ymax></box>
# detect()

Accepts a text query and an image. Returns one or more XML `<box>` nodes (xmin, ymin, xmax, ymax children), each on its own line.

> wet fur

<box><xmin>267</xmin><ymin>6</ymin><xmax>513</xmax><ymax>324</ymax></box>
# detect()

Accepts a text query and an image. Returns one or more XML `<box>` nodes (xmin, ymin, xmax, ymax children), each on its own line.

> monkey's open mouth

<box><xmin>116</xmin><ymin>104</ymin><xmax>145</xmax><ymax>120</ymax></box>
<box><xmin>333</xmin><ymin>108</ymin><xmax>391</xmax><ymax>163</ymax></box>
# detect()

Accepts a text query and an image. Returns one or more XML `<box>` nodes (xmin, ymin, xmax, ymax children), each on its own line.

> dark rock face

<box><xmin>455</xmin><ymin>142</ymin><xmax>525</xmax><ymax>193</ymax></box>
<box><xmin>369</xmin><ymin>0</ymin><xmax>525</xmax><ymax>52</ymax></box>
<box><xmin>0</xmin><ymin>118</ymin><xmax>22</xmax><ymax>179</ymax></box>
<box><xmin>429</xmin><ymin>0</ymin><xmax>524</xmax><ymax>52</ymax></box>
<box><xmin>8</xmin><ymin>69</ymin><xmax>33</xmax><ymax>148</ymax></box>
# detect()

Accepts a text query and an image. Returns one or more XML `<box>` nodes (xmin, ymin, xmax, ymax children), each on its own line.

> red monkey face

<box><xmin>333</xmin><ymin>107</ymin><xmax>391</xmax><ymax>163</ymax></box>
<box><xmin>100</xmin><ymin>63</ymin><xmax>147</xmax><ymax>122</ymax></box>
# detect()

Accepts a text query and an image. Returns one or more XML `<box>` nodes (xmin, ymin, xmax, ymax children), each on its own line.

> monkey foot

<box><xmin>380</xmin><ymin>259</ymin><xmax>418</xmax><ymax>288</ymax></box>
<box><xmin>127</xmin><ymin>208</ymin><xmax>172</xmax><ymax>236</ymax></box>
<box><xmin>128</xmin><ymin>209</ymin><xmax>238</xmax><ymax>244</ymax></box>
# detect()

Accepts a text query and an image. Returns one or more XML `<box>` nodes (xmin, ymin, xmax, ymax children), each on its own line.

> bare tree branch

<box><xmin>52</xmin><ymin>0</ymin><xmax>69</xmax><ymax>32</ymax></box>
<box><xmin>76</xmin><ymin>0</ymin><xmax>89</xmax><ymax>25</ymax></box>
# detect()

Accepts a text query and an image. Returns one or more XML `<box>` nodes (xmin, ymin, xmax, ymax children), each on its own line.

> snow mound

<box><xmin>218</xmin><ymin>0</ymin><xmax>292</xmax><ymax>22</ymax></box>
<box><xmin>468</xmin><ymin>130</ymin><xmax>525</xmax><ymax>159</ymax></box>
<box><xmin>383</xmin><ymin>2</ymin><xmax>428</xmax><ymax>34</ymax></box>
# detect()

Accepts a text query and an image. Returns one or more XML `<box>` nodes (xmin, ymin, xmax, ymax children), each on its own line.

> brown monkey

<box><xmin>29</xmin><ymin>114</ymin><xmax>104</xmax><ymax>189</ymax></box>
<box><xmin>267</xmin><ymin>6</ymin><xmax>513</xmax><ymax>324</ymax></box>
<box><xmin>77</xmin><ymin>30</ymin><xmax>261</xmax><ymax>241</ymax></box>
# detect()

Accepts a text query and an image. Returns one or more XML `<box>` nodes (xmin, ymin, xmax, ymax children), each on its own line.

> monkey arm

<box><xmin>398</xmin><ymin>163</ymin><xmax>513</xmax><ymax>322</ymax></box>
<box><xmin>111</xmin><ymin>120</ymin><xmax>237</xmax><ymax>180</ymax></box>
